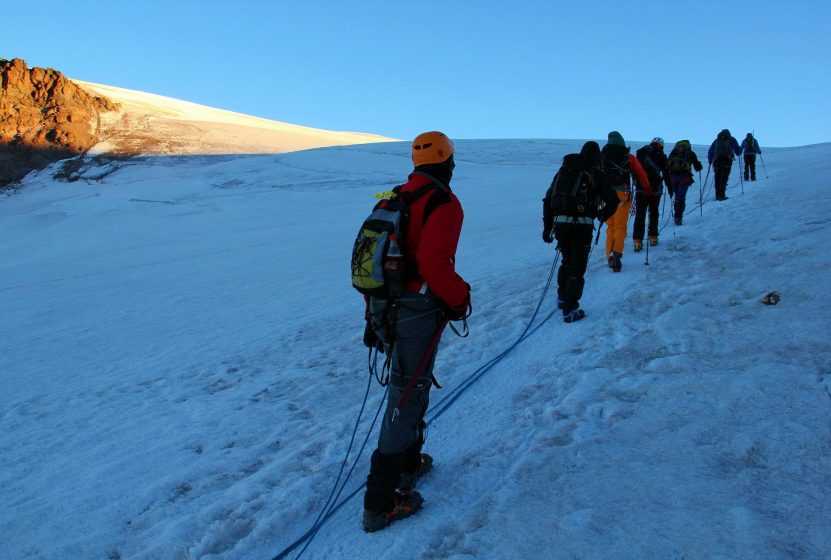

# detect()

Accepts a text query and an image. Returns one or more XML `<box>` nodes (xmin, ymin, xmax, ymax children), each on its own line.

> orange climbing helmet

<box><xmin>411</xmin><ymin>131</ymin><xmax>455</xmax><ymax>167</ymax></box>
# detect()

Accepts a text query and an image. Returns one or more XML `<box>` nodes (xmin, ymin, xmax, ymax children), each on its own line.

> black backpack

<box><xmin>601</xmin><ymin>144</ymin><xmax>631</xmax><ymax>188</ymax></box>
<box><xmin>351</xmin><ymin>179</ymin><xmax>449</xmax><ymax>299</ymax></box>
<box><xmin>548</xmin><ymin>154</ymin><xmax>593</xmax><ymax>218</ymax></box>
<box><xmin>668</xmin><ymin>147</ymin><xmax>691</xmax><ymax>174</ymax></box>
<box><xmin>714</xmin><ymin>132</ymin><xmax>734</xmax><ymax>160</ymax></box>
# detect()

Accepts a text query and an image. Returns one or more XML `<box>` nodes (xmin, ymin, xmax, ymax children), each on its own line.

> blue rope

<box><xmin>656</xmin><ymin>192</ymin><xmax>671</xmax><ymax>235</ymax></box>
<box><xmin>428</xmin><ymin>252</ymin><xmax>559</xmax><ymax>423</ymax></box>
<box><xmin>305</xmin><ymin>368</ymin><xmax>372</xmax><ymax>534</ymax></box>
<box><xmin>271</xmin><ymin>252</ymin><xmax>561</xmax><ymax>559</ymax></box>
<box><xmin>274</xmin><ymin>382</ymin><xmax>389</xmax><ymax>560</ymax></box>
<box><xmin>290</xmin><ymin>370</ymin><xmax>380</xmax><ymax>560</ymax></box>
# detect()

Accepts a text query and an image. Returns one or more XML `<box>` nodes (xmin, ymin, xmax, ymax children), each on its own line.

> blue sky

<box><xmin>5</xmin><ymin>1</ymin><xmax>828</xmax><ymax>146</ymax></box>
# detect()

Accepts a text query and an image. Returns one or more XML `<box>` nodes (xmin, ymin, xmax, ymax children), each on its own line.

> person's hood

<box><xmin>561</xmin><ymin>153</ymin><xmax>583</xmax><ymax>170</ymax></box>
<box><xmin>607</xmin><ymin>131</ymin><xmax>626</xmax><ymax>147</ymax></box>
<box><xmin>579</xmin><ymin>140</ymin><xmax>601</xmax><ymax>169</ymax></box>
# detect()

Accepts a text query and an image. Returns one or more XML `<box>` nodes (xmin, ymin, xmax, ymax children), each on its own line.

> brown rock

<box><xmin>0</xmin><ymin>58</ymin><xmax>119</xmax><ymax>187</ymax></box>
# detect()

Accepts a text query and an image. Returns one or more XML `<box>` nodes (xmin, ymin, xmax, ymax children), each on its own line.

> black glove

<box><xmin>693</xmin><ymin>162</ymin><xmax>703</xmax><ymax>172</ymax></box>
<box><xmin>446</xmin><ymin>302</ymin><xmax>469</xmax><ymax>321</ymax></box>
<box><xmin>446</xmin><ymin>284</ymin><xmax>471</xmax><ymax>321</ymax></box>
<box><xmin>363</xmin><ymin>321</ymin><xmax>382</xmax><ymax>351</ymax></box>
<box><xmin>542</xmin><ymin>229</ymin><xmax>553</xmax><ymax>244</ymax></box>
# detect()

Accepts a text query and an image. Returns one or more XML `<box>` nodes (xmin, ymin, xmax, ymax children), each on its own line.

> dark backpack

<box><xmin>636</xmin><ymin>145</ymin><xmax>665</xmax><ymax>185</ymax></box>
<box><xmin>548</xmin><ymin>154</ymin><xmax>593</xmax><ymax>218</ymax></box>
<box><xmin>601</xmin><ymin>144</ymin><xmax>631</xmax><ymax>188</ymax></box>
<box><xmin>351</xmin><ymin>181</ymin><xmax>448</xmax><ymax>299</ymax></box>
<box><xmin>714</xmin><ymin>132</ymin><xmax>734</xmax><ymax>161</ymax></box>
<box><xmin>668</xmin><ymin>146</ymin><xmax>692</xmax><ymax>174</ymax></box>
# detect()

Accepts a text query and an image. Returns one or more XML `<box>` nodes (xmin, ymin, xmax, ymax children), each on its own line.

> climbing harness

<box><xmin>392</xmin><ymin>319</ymin><xmax>448</xmax><ymax>424</ymax></box>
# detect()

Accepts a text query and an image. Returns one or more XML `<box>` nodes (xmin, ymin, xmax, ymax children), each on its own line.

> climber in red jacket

<box><xmin>362</xmin><ymin>131</ymin><xmax>470</xmax><ymax>532</ymax></box>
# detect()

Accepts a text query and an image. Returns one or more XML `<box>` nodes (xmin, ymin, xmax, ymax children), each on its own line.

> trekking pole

<box><xmin>703</xmin><ymin>164</ymin><xmax>711</xmax><ymax>209</ymax></box>
<box><xmin>644</xmin><ymin>195</ymin><xmax>651</xmax><ymax>266</ymax></box>
<box><xmin>698</xmin><ymin>170</ymin><xmax>703</xmax><ymax>217</ymax></box>
<box><xmin>737</xmin><ymin>157</ymin><xmax>744</xmax><ymax>195</ymax></box>
<box><xmin>760</xmin><ymin>153</ymin><xmax>769</xmax><ymax>179</ymax></box>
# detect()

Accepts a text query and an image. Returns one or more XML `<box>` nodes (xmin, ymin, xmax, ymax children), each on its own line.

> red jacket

<box><xmin>399</xmin><ymin>172</ymin><xmax>469</xmax><ymax>310</ymax></box>
<box><xmin>627</xmin><ymin>154</ymin><xmax>651</xmax><ymax>194</ymax></box>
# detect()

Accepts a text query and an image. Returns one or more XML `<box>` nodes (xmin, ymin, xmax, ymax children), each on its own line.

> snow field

<box><xmin>1</xmin><ymin>141</ymin><xmax>829</xmax><ymax>559</ymax></box>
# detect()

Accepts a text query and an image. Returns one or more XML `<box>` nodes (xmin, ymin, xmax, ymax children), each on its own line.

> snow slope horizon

<box><xmin>75</xmin><ymin>80</ymin><xmax>395</xmax><ymax>157</ymax></box>
<box><xmin>2</xmin><ymin>140</ymin><xmax>830</xmax><ymax>559</ymax></box>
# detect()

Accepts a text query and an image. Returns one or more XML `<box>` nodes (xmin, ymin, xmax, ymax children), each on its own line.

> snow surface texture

<box><xmin>2</xmin><ymin>141</ymin><xmax>830</xmax><ymax>559</ymax></box>
<box><xmin>77</xmin><ymin>80</ymin><xmax>394</xmax><ymax>156</ymax></box>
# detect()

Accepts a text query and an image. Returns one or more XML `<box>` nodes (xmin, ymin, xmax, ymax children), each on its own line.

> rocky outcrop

<box><xmin>0</xmin><ymin>58</ymin><xmax>118</xmax><ymax>187</ymax></box>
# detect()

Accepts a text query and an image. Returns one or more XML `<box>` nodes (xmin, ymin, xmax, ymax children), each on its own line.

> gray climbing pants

<box><xmin>370</xmin><ymin>293</ymin><xmax>443</xmax><ymax>454</ymax></box>
<box><xmin>364</xmin><ymin>293</ymin><xmax>444</xmax><ymax>513</ymax></box>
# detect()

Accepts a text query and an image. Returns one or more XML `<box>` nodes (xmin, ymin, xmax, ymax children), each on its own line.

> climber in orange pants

<box><xmin>605</xmin><ymin>191</ymin><xmax>632</xmax><ymax>260</ymax></box>
<box><xmin>600</xmin><ymin>131</ymin><xmax>650</xmax><ymax>272</ymax></box>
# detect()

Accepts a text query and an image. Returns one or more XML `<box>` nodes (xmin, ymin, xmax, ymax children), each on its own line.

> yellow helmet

<box><xmin>411</xmin><ymin>131</ymin><xmax>454</xmax><ymax>167</ymax></box>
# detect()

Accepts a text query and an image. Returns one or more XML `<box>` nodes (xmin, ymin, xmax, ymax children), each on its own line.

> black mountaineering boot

<box><xmin>398</xmin><ymin>453</ymin><xmax>433</xmax><ymax>492</ymax></box>
<box><xmin>362</xmin><ymin>490</ymin><xmax>424</xmax><ymax>533</ymax></box>
<box><xmin>563</xmin><ymin>308</ymin><xmax>586</xmax><ymax>323</ymax></box>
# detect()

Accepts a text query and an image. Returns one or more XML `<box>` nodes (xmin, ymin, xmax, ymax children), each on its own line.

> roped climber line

<box><xmin>272</xmin><ymin>252</ymin><xmax>561</xmax><ymax>560</ymax></box>
<box><xmin>278</xmin><ymin>158</ymin><xmax>760</xmax><ymax>558</ymax></box>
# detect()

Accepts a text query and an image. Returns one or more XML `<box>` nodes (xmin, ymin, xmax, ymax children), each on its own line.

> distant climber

<box><xmin>601</xmin><ymin>131</ymin><xmax>650</xmax><ymax>272</ymax></box>
<box><xmin>707</xmin><ymin>129</ymin><xmax>741</xmax><ymax>201</ymax></box>
<box><xmin>542</xmin><ymin>141</ymin><xmax>619</xmax><ymax>322</ymax></box>
<box><xmin>633</xmin><ymin>137</ymin><xmax>669</xmax><ymax>250</ymax></box>
<box><xmin>741</xmin><ymin>133</ymin><xmax>762</xmax><ymax>181</ymax></box>
<box><xmin>666</xmin><ymin>140</ymin><xmax>704</xmax><ymax>225</ymax></box>
<box><xmin>353</xmin><ymin>131</ymin><xmax>471</xmax><ymax>533</ymax></box>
